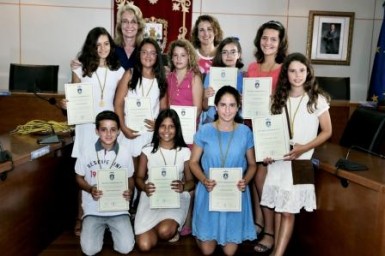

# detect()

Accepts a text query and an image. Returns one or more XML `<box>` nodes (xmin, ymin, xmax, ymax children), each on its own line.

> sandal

<box><xmin>255</xmin><ymin>222</ymin><xmax>264</xmax><ymax>236</ymax></box>
<box><xmin>168</xmin><ymin>232</ymin><xmax>180</xmax><ymax>243</ymax></box>
<box><xmin>254</xmin><ymin>232</ymin><xmax>274</xmax><ymax>254</ymax></box>
<box><xmin>74</xmin><ymin>218</ymin><xmax>82</xmax><ymax>237</ymax></box>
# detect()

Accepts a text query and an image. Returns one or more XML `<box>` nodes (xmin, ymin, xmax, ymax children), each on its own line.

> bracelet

<box><xmin>89</xmin><ymin>185</ymin><xmax>94</xmax><ymax>194</ymax></box>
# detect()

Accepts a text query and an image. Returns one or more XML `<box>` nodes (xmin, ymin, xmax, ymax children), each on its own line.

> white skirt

<box><xmin>134</xmin><ymin>191</ymin><xmax>190</xmax><ymax>235</ymax></box>
<box><xmin>260</xmin><ymin>160</ymin><xmax>316</xmax><ymax>214</ymax></box>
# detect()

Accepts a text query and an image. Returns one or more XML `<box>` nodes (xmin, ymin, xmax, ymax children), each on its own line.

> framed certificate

<box><xmin>170</xmin><ymin>105</ymin><xmax>197</xmax><ymax>144</ymax></box>
<box><xmin>252</xmin><ymin>114</ymin><xmax>290</xmax><ymax>161</ymax></box>
<box><xmin>97</xmin><ymin>168</ymin><xmax>129</xmax><ymax>212</ymax></box>
<box><xmin>148</xmin><ymin>166</ymin><xmax>180</xmax><ymax>209</ymax></box>
<box><xmin>209</xmin><ymin>167</ymin><xmax>242</xmax><ymax>212</ymax></box>
<box><xmin>242</xmin><ymin>77</ymin><xmax>272</xmax><ymax>119</ymax></box>
<box><xmin>124</xmin><ymin>97</ymin><xmax>153</xmax><ymax>133</ymax></box>
<box><xmin>64</xmin><ymin>83</ymin><xmax>94</xmax><ymax>125</ymax></box>
<box><xmin>208</xmin><ymin>67</ymin><xmax>238</xmax><ymax>106</ymax></box>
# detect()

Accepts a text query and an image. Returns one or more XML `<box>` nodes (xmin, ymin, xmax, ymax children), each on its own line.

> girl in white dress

<box><xmin>134</xmin><ymin>109</ymin><xmax>194</xmax><ymax>251</ymax></box>
<box><xmin>114</xmin><ymin>38</ymin><xmax>168</xmax><ymax>165</ymax></box>
<box><xmin>260</xmin><ymin>52</ymin><xmax>332</xmax><ymax>256</ymax></box>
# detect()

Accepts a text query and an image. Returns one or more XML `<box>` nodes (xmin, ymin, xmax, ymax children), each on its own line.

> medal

<box><xmin>95</xmin><ymin>67</ymin><xmax>108</xmax><ymax>108</ymax></box>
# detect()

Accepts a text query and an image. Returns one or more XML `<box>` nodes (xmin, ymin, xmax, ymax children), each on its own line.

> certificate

<box><xmin>97</xmin><ymin>168</ymin><xmax>129</xmax><ymax>212</ymax></box>
<box><xmin>64</xmin><ymin>83</ymin><xmax>94</xmax><ymax>125</ymax></box>
<box><xmin>208</xmin><ymin>67</ymin><xmax>238</xmax><ymax>106</ymax></box>
<box><xmin>252</xmin><ymin>114</ymin><xmax>290</xmax><ymax>161</ymax></box>
<box><xmin>149</xmin><ymin>166</ymin><xmax>180</xmax><ymax>209</ymax></box>
<box><xmin>209</xmin><ymin>168</ymin><xmax>242</xmax><ymax>212</ymax></box>
<box><xmin>242</xmin><ymin>77</ymin><xmax>272</xmax><ymax>118</ymax></box>
<box><xmin>170</xmin><ymin>105</ymin><xmax>197</xmax><ymax>144</ymax></box>
<box><xmin>124</xmin><ymin>97</ymin><xmax>152</xmax><ymax>133</ymax></box>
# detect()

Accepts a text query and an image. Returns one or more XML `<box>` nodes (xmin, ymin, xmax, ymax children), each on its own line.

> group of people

<box><xmin>62</xmin><ymin>3</ymin><xmax>332</xmax><ymax>256</ymax></box>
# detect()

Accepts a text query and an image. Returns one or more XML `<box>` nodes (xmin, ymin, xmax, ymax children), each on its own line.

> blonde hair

<box><xmin>167</xmin><ymin>39</ymin><xmax>200</xmax><ymax>74</ymax></box>
<box><xmin>114</xmin><ymin>3</ymin><xmax>145</xmax><ymax>47</ymax></box>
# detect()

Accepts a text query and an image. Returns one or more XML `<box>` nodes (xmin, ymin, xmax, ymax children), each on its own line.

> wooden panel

<box><xmin>0</xmin><ymin>92</ymin><xmax>66</xmax><ymax>134</ymax></box>
<box><xmin>0</xmin><ymin>134</ymin><xmax>77</xmax><ymax>256</ymax></box>
<box><xmin>289</xmin><ymin>142</ymin><xmax>385</xmax><ymax>255</ymax></box>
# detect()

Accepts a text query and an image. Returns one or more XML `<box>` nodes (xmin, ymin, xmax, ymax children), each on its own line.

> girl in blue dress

<box><xmin>190</xmin><ymin>86</ymin><xmax>257</xmax><ymax>255</ymax></box>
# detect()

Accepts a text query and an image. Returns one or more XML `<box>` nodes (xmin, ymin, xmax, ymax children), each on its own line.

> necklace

<box><xmin>287</xmin><ymin>94</ymin><xmax>305</xmax><ymax>137</ymax></box>
<box><xmin>159</xmin><ymin>147</ymin><xmax>177</xmax><ymax>166</ymax></box>
<box><xmin>95</xmin><ymin>67</ymin><xmax>108</xmax><ymax>107</ymax></box>
<box><xmin>215</xmin><ymin>121</ymin><xmax>236</xmax><ymax>168</ymax></box>
<box><xmin>141</xmin><ymin>78</ymin><xmax>155</xmax><ymax>97</ymax></box>
<box><xmin>96</xmin><ymin>149</ymin><xmax>118</xmax><ymax>170</ymax></box>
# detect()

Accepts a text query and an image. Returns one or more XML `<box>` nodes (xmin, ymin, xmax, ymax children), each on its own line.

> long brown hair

<box><xmin>271</xmin><ymin>52</ymin><xmax>330</xmax><ymax>114</ymax></box>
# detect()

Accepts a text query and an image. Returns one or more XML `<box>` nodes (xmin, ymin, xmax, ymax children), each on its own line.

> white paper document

<box><xmin>242</xmin><ymin>77</ymin><xmax>272</xmax><ymax>119</ymax></box>
<box><xmin>97</xmin><ymin>168</ymin><xmax>129</xmax><ymax>212</ymax></box>
<box><xmin>124</xmin><ymin>97</ymin><xmax>152</xmax><ymax>133</ymax></box>
<box><xmin>170</xmin><ymin>105</ymin><xmax>197</xmax><ymax>144</ymax></box>
<box><xmin>208</xmin><ymin>67</ymin><xmax>238</xmax><ymax>106</ymax></box>
<box><xmin>252</xmin><ymin>114</ymin><xmax>290</xmax><ymax>161</ymax></box>
<box><xmin>64</xmin><ymin>83</ymin><xmax>94</xmax><ymax>125</ymax></box>
<box><xmin>209</xmin><ymin>167</ymin><xmax>242</xmax><ymax>212</ymax></box>
<box><xmin>149</xmin><ymin>166</ymin><xmax>180</xmax><ymax>209</ymax></box>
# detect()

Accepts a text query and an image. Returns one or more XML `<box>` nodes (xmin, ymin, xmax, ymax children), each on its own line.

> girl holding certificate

<box><xmin>201</xmin><ymin>37</ymin><xmax>244</xmax><ymax>126</ymax></box>
<box><xmin>67</xmin><ymin>27</ymin><xmax>125</xmax><ymax>158</ymax></box>
<box><xmin>114</xmin><ymin>37</ymin><xmax>168</xmax><ymax>162</ymax></box>
<box><xmin>246</xmin><ymin>20</ymin><xmax>288</xmax><ymax>253</ymax></box>
<box><xmin>167</xmin><ymin>39</ymin><xmax>203</xmax><ymax>118</ymax></box>
<box><xmin>261</xmin><ymin>53</ymin><xmax>331</xmax><ymax>256</ymax></box>
<box><xmin>134</xmin><ymin>109</ymin><xmax>195</xmax><ymax>251</ymax></box>
<box><xmin>190</xmin><ymin>86</ymin><xmax>257</xmax><ymax>256</ymax></box>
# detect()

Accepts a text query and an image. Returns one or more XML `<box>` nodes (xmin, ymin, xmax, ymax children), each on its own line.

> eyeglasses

<box><xmin>122</xmin><ymin>19</ymin><xmax>138</xmax><ymax>26</ymax></box>
<box><xmin>221</xmin><ymin>50</ymin><xmax>238</xmax><ymax>56</ymax></box>
<box><xmin>140</xmin><ymin>50</ymin><xmax>157</xmax><ymax>57</ymax></box>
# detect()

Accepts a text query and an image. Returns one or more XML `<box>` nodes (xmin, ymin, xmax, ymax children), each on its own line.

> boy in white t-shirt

<box><xmin>75</xmin><ymin>110</ymin><xmax>135</xmax><ymax>255</ymax></box>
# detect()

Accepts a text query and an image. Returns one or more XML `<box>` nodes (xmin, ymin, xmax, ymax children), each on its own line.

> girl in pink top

<box><xmin>167</xmin><ymin>39</ymin><xmax>203</xmax><ymax>237</ymax></box>
<box><xmin>167</xmin><ymin>39</ymin><xmax>203</xmax><ymax>117</ymax></box>
<box><xmin>246</xmin><ymin>20</ymin><xmax>288</xmax><ymax>254</ymax></box>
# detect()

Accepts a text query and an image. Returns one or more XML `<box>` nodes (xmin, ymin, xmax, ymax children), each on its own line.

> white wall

<box><xmin>0</xmin><ymin>0</ymin><xmax>383</xmax><ymax>101</ymax></box>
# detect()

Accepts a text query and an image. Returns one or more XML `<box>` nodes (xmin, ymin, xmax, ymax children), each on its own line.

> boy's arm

<box><xmin>75</xmin><ymin>173</ymin><xmax>101</xmax><ymax>199</ymax></box>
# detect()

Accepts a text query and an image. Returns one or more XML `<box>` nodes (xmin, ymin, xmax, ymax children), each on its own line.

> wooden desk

<box><xmin>291</xmin><ymin>142</ymin><xmax>385</xmax><ymax>255</ymax></box>
<box><xmin>0</xmin><ymin>133</ymin><xmax>77</xmax><ymax>256</ymax></box>
<box><xmin>0</xmin><ymin>92</ymin><xmax>66</xmax><ymax>134</ymax></box>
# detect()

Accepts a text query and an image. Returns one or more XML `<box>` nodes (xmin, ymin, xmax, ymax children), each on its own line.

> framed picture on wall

<box><xmin>144</xmin><ymin>17</ymin><xmax>168</xmax><ymax>52</ymax></box>
<box><xmin>306</xmin><ymin>11</ymin><xmax>355</xmax><ymax>65</ymax></box>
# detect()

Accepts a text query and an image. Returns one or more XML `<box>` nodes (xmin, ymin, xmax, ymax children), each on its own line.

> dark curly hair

<box><xmin>78</xmin><ymin>27</ymin><xmax>120</xmax><ymax>77</ymax></box>
<box><xmin>271</xmin><ymin>52</ymin><xmax>330</xmax><ymax>114</ymax></box>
